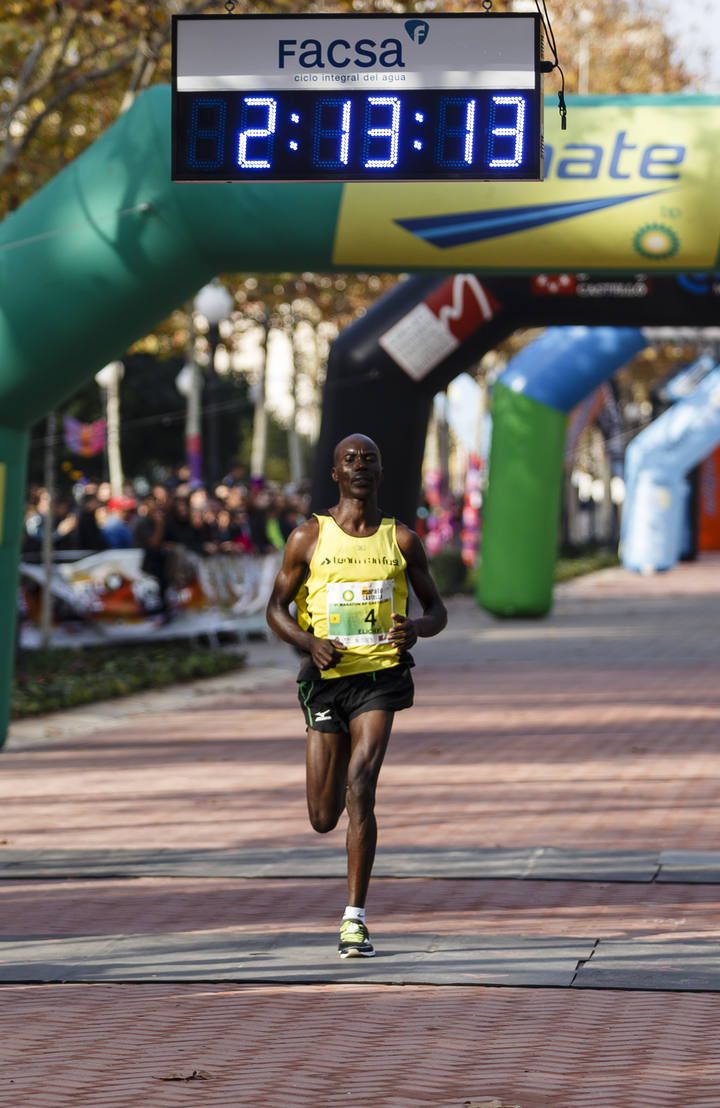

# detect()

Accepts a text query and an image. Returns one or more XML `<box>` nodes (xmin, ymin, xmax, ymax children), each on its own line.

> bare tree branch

<box><xmin>120</xmin><ymin>32</ymin><xmax>159</xmax><ymax>112</ymax></box>
<box><xmin>13</xmin><ymin>35</ymin><xmax>48</xmax><ymax>102</ymax></box>
<box><xmin>44</xmin><ymin>5</ymin><xmax>86</xmax><ymax>91</ymax></box>
<box><xmin>14</xmin><ymin>27</ymin><xmax>137</xmax><ymax>116</ymax></box>
<box><xmin>120</xmin><ymin>0</ymin><xmax>216</xmax><ymax>111</ymax></box>
<box><xmin>55</xmin><ymin>28</ymin><xmax>137</xmax><ymax>81</ymax></box>
<box><xmin>0</xmin><ymin>20</ymin><xmax>54</xmax><ymax>132</ymax></box>
<box><xmin>0</xmin><ymin>50</ymin><xmax>137</xmax><ymax>177</ymax></box>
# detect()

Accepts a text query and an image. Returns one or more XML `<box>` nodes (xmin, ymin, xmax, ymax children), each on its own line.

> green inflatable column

<box><xmin>0</xmin><ymin>426</ymin><xmax>29</xmax><ymax>743</ymax></box>
<box><xmin>476</xmin><ymin>382</ymin><xmax>566</xmax><ymax>617</ymax></box>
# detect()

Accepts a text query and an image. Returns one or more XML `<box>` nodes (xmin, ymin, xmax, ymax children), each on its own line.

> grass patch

<box><xmin>12</xmin><ymin>642</ymin><xmax>246</xmax><ymax>719</ymax></box>
<box><xmin>554</xmin><ymin>552</ymin><xmax>620</xmax><ymax>582</ymax></box>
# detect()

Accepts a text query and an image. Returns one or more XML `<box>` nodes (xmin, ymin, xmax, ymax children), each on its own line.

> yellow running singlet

<box><xmin>296</xmin><ymin>514</ymin><xmax>409</xmax><ymax>680</ymax></box>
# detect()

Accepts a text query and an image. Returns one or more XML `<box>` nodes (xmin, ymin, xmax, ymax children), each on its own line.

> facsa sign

<box><xmin>172</xmin><ymin>14</ymin><xmax>544</xmax><ymax>183</ymax></box>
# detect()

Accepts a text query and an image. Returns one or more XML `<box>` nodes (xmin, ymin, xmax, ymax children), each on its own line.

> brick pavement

<box><xmin>4</xmin><ymin>876</ymin><xmax>720</xmax><ymax>942</ymax></box>
<box><xmin>4</xmin><ymin>663</ymin><xmax>719</xmax><ymax>853</ymax></box>
<box><xmin>2</xmin><ymin>984</ymin><xmax>720</xmax><ymax>1108</ymax></box>
<box><xmin>2</xmin><ymin>558</ymin><xmax>720</xmax><ymax>1105</ymax></box>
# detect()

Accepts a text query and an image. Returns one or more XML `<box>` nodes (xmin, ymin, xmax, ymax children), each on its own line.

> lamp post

<box><xmin>175</xmin><ymin>360</ymin><xmax>203</xmax><ymax>486</ymax></box>
<box><xmin>578</xmin><ymin>8</ymin><xmax>594</xmax><ymax>95</ymax></box>
<box><xmin>285</xmin><ymin>305</ymin><xmax>304</xmax><ymax>486</ymax></box>
<box><xmin>95</xmin><ymin>360</ymin><xmax>125</xmax><ymax>497</ymax></box>
<box><xmin>250</xmin><ymin>308</ymin><xmax>269</xmax><ymax>485</ymax></box>
<box><xmin>193</xmin><ymin>280</ymin><xmax>234</xmax><ymax>488</ymax></box>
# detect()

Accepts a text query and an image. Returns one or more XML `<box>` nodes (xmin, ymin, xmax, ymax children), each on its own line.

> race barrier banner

<box><xmin>19</xmin><ymin>549</ymin><xmax>282</xmax><ymax>647</ymax></box>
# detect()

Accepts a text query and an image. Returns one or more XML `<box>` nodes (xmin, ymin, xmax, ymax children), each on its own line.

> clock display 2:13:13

<box><xmin>176</xmin><ymin>88</ymin><xmax>538</xmax><ymax>181</ymax></box>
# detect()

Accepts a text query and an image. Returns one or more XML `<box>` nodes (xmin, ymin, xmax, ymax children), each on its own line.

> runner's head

<box><xmin>332</xmin><ymin>434</ymin><xmax>383</xmax><ymax>500</ymax></box>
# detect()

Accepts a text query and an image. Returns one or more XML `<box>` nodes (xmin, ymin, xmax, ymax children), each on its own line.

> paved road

<box><xmin>2</xmin><ymin>559</ymin><xmax>720</xmax><ymax>1106</ymax></box>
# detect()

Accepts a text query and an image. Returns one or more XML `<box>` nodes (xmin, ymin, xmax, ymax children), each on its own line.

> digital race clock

<box><xmin>172</xmin><ymin>14</ymin><xmax>544</xmax><ymax>183</ymax></box>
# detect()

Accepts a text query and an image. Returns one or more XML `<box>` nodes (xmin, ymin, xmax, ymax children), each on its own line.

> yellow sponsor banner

<box><xmin>0</xmin><ymin>463</ymin><xmax>5</xmax><ymax>544</ymax></box>
<box><xmin>333</xmin><ymin>97</ymin><xmax>720</xmax><ymax>271</ymax></box>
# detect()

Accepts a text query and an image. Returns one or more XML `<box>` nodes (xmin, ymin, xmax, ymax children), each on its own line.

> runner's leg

<box><xmin>306</xmin><ymin>728</ymin><xmax>351</xmax><ymax>832</ymax></box>
<box><xmin>345</xmin><ymin>710</ymin><xmax>394</xmax><ymax>907</ymax></box>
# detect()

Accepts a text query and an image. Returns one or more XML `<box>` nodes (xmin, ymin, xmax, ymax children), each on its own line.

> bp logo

<box><xmin>342</xmin><ymin>589</ymin><xmax>355</xmax><ymax>602</ymax></box>
<box><xmin>633</xmin><ymin>223</ymin><xmax>679</xmax><ymax>260</ymax></box>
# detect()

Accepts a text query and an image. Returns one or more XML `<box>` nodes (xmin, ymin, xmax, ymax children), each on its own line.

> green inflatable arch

<box><xmin>0</xmin><ymin>85</ymin><xmax>348</xmax><ymax>747</ymax></box>
<box><xmin>1</xmin><ymin>86</ymin><xmax>719</xmax><ymax>745</ymax></box>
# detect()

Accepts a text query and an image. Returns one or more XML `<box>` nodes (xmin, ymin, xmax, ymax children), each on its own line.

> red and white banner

<box><xmin>379</xmin><ymin>275</ymin><xmax>500</xmax><ymax>381</ymax></box>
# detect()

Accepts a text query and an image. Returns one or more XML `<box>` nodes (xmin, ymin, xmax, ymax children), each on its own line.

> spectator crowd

<box><xmin>22</xmin><ymin>465</ymin><xmax>310</xmax><ymax>561</ymax></box>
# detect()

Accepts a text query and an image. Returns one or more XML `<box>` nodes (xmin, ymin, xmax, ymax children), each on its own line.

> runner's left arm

<box><xmin>388</xmin><ymin>525</ymin><xmax>447</xmax><ymax>651</ymax></box>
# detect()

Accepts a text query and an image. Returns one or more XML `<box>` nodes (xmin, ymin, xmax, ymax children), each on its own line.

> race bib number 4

<box><xmin>326</xmin><ymin>579</ymin><xmax>394</xmax><ymax>646</ymax></box>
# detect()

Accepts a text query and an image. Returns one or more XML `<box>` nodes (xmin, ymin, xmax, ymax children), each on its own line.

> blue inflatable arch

<box><xmin>622</xmin><ymin>366</ymin><xmax>720</xmax><ymax>572</ymax></box>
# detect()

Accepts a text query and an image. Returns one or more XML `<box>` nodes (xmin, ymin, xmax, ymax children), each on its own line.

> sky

<box><xmin>653</xmin><ymin>0</ymin><xmax>720</xmax><ymax>91</ymax></box>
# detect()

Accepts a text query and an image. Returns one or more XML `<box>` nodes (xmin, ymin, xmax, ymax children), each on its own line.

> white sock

<box><xmin>343</xmin><ymin>905</ymin><xmax>366</xmax><ymax>923</ymax></box>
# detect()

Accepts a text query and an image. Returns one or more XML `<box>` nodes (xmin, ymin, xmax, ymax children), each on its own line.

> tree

<box><xmin>548</xmin><ymin>0</ymin><xmax>689</xmax><ymax>96</ymax></box>
<box><xmin>1</xmin><ymin>0</ymin><xmax>172</xmax><ymax>214</ymax></box>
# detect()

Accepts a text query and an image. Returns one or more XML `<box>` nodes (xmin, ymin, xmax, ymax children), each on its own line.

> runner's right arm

<box><xmin>266</xmin><ymin>521</ymin><xmax>344</xmax><ymax>672</ymax></box>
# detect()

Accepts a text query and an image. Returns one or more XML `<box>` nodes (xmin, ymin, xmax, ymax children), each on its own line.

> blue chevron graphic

<box><xmin>395</xmin><ymin>190</ymin><xmax>668</xmax><ymax>248</ymax></box>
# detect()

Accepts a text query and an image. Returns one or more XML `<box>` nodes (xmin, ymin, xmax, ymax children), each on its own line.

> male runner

<box><xmin>266</xmin><ymin>433</ymin><xmax>447</xmax><ymax>958</ymax></box>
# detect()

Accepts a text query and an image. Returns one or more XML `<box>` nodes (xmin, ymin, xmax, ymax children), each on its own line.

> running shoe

<box><xmin>338</xmin><ymin>917</ymin><xmax>375</xmax><ymax>958</ymax></box>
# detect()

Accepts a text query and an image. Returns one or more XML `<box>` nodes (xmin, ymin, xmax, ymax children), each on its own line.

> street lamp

<box><xmin>95</xmin><ymin>360</ymin><xmax>125</xmax><ymax>497</ymax></box>
<box><xmin>194</xmin><ymin>280</ymin><xmax>234</xmax><ymax>488</ymax></box>
<box><xmin>175</xmin><ymin>360</ymin><xmax>203</xmax><ymax>487</ymax></box>
<box><xmin>578</xmin><ymin>8</ymin><xmax>594</xmax><ymax>95</ymax></box>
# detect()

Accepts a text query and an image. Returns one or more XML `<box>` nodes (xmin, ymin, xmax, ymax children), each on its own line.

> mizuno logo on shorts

<box><xmin>314</xmin><ymin>709</ymin><xmax>332</xmax><ymax>722</ymax></box>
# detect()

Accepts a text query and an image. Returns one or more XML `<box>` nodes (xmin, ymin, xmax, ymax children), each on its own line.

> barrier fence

<box><xmin>18</xmin><ymin>548</ymin><xmax>282</xmax><ymax>647</ymax></box>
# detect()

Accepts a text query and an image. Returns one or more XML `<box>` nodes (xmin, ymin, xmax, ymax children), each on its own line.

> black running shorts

<box><xmin>297</xmin><ymin>665</ymin><xmax>414</xmax><ymax>734</ymax></box>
